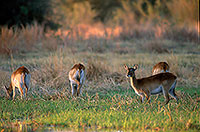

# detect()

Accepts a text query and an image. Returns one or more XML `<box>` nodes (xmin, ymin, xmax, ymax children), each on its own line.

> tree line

<box><xmin>0</xmin><ymin>0</ymin><xmax>197</xmax><ymax>29</ymax></box>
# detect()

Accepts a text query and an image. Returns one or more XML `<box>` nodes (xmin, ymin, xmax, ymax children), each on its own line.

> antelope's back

<box><xmin>137</xmin><ymin>72</ymin><xmax>177</xmax><ymax>86</ymax></box>
<box><xmin>71</xmin><ymin>63</ymin><xmax>85</xmax><ymax>71</ymax></box>
<box><xmin>12</xmin><ymin>66</ymin><xmax>29</xmax><ymax>75</ymax></box>
<box><xmin>152</xmin><ymin>62</ymin><xmax>169</xmax><ymax>75</ymax></box>
<box><xmin>11</xmin><ymin>66</ymin><xmax>30</xmax><ymax>84</ymax></box>
<box><xmin>69</xmin><ymin>63</ymin><xmax>85</xmax><ymax>79</ymax></box>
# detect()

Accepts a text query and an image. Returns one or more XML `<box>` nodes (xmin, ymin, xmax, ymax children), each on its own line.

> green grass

<box><xmin>0</xmin><ymin>86</ymin><xmax>199</xmax><ymax>131</ymax></box>
<box><xmin>0</xmin><ymin>44</ymin><xmax>200</xmax><ymax>131</ymax></box>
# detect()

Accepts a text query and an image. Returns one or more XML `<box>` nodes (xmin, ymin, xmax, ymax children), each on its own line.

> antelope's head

<box><xmin>4</xmin><ymin>84</ymin><xmax>13</xmax><ymax>99</ymax></box>
<box><xmin>124</xmin><ymin>64</ymin><xmax>138</xmax><ymax>78</ymax></box>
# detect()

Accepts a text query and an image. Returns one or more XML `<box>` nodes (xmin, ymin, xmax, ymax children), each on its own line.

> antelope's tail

<box><xmin>23</xmin><ymin>73</ymin><xmax>30</xmax><ymax>89</ymax></box>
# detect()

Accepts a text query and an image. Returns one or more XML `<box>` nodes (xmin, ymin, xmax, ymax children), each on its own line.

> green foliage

<box><xmin>89</xmin><ymin>0</ymin><xmax>121</xmax><ymax>22</ymax></box>
<box><xmin>58</xmin><ymin>0</ymin><xmax>197</xmax><ymax>26</ymax></box>
<box><xmin>0</xmin><ymin>87</ymin><xmax>200</xmax><ymax>131</ymax></box>
<box><xmin>57</xmin><ymin>1</ymin><xmax>96</xmax><ymax>28</ymax></box>
<box><xmin>0</xmin><ymin>0</ymin><xmax>197</xmax><ymax>29</ymax></box>
<box><xmin>167</xmin><ymin>0</ymin><xmax>198</xmax><ymax>25</ymax></box>
<box><xmin>0</xmin><ymin>0</ymin><xmax>59</xmax><ymax>29</ymax></box>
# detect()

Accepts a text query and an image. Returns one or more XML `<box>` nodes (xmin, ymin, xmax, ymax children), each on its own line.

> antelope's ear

<box><xmin>133</xmin><ymin>64</ymin><xmax>138</xmax><ymax>70</ymax></box>
<box><xmin>124</xmin><ymin>64</ymin><xmax>128</xmax><ymax>70</ymax></box>
<box><xmin>4</xmin><ymin>85</ymin><xmax>10</xmax><ymax>97</ymax></box>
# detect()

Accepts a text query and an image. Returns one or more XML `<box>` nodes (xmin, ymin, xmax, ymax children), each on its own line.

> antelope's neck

<box><xmin>130</xmin><ymin>77</ymin><xmax>138</xmax><ymax>91</ymax></box>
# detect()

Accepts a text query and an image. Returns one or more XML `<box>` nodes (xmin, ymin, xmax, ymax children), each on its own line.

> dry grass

<box><xmin>0</xmin><ymin>23</ymin><xmax>199</xmax><ymax>99</ymax></box>
<box><xmin>164</xmin><ymin>27</ymin><xmax>198</xmax><ymax>43</ymax></box>
<box><xmin>0</xmin><ymin>50</ymin><xmax>199</xmax><ymax>99</ymax></box>
<box><xmin>0</xmin><ymin>27</ymin><xmax>19</xmax><ymax>55</ymax></box>
<box><xmin>142</xmin><ymin>40</ymin><xmax>169</xmax><ymax>54</ymax></box>
<box><xmin>0</xmin><ymin>23</ymin><xmax>44</xmax><ymax>55</ymax></box>
<box><xmin>0</xmin><ymin>23</ymin><xmax>59</xmax><ymax>56</ymax></box>
<box><xmin>0</xmin><ymin>23</ymin><xmax>198</xmax><ymax>57</ymax></box>
<box><xmin>86</xmin><ymin>58</ymin><xmax>110</xmax><ymax>81</ymax></box>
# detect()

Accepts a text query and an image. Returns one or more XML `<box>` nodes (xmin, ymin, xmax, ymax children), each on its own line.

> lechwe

<box><xmin>4</xmin><ymin>66</ymin><xmax>31</xmax><ymax>100</ymax></box>
<box><xmin>69</xmin><ymin>63</ymin><xmax>86</xmax><ymax>97</ymax></box>
<box><xmin>152</xmin><ymin>62</ymin><xmax>169</xmax><ymax>75</ymax></box>
<box><xmin>124</xmin><ymin>64</ymin><xmax>178</xmax><ymax>104</ymax></box>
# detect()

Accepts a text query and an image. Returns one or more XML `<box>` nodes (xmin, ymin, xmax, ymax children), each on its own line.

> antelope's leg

<box><xmin>19</xmin><ymin>83</ymin><xmax>24</xmax><ymax>99</ymax></box>
<box><xmin>169</xmin><ymin>80</ymin><xmax>178</xmax><ymax>102</ymax></box>
<box><xmin>12</xmin><ymin>86</ymin><xmax>16</xmax><ymax>100</ymax></box>
<box><xmin>71</xmin><ymin>83</ymin><xmax>75</xmax><ymax>96</ymax></box>
<box><xmin>24</xmin><ymin>83</ymin><xmax>28</xmax><ymax>97</ymax></box>
<box><xmin>163</xmin><ymin>83</ymin><xmax>173</xmax><ymax>104</ymax></box>
<box><xmin>145</xmin><ymin>92</ymin><xmax>150</xmax><ymax>103</ymax></box>
<box><xmin>141</xmin><ymin>95</ymin><xmax>146</xmax><ymax>103</ymax></box>
<box><xmin>77</xmin><ymin>84</ymin><xmax>81</xmax><ymax>96</ymax></box>
<box><xmin>24</xmin><ymin>74</ymin><xmax>30</xmax><ymax>97</ymax></box>
<box><xmin>162</xmin><ymin>88</ymin><xmax>170</xmax><ymax>104</ymax></box>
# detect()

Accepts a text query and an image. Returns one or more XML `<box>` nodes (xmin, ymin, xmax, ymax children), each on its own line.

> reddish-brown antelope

<box><xmin>69</xmin><ymin>63</ymin><xmax>86</xmax><ymax>97</ymax></box>
<box><xmin>152</xmin><ymin>62</ymin><xmax>169</xmax><ymax>75</ymax></box>
<box><xmin>124</xmin><ymin>64</ymin><xmax>178</xmax><ymax>104</ymax></box>
<box><xmin>4</xmin><ymin>66</ymin><xmax>31</xmax><ymax>100</ymax></box>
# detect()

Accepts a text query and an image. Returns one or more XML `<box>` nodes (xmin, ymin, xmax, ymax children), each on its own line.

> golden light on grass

<box><xmin>51</xmin><ymin>24</ymin><xmax>123</xmax><ymax>40</ymax></box>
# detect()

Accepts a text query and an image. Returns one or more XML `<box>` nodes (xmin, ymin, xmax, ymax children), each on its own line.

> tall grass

<box><xmin>0</xmin><ymin>50</ymin><xmax>199</xmax><ymax>100</ymax></box>
<box><xmin>0</xmin><ymin>23</ymin><xmax>59</xmax><ymax>56</ymax></box>
<box><xmin>0</xmin><ymin>23</ymin><xmax>41</xmax><ymax>55</ymax></box>
<box><xmin>0</xmin><ymin>23</ymin><xmax>199</xmax><ymax>98</ymax></box>
<box><xmin>0</xmin><ymin>19</ymin><xmax>198</xmax><ymax>57</ymax></box>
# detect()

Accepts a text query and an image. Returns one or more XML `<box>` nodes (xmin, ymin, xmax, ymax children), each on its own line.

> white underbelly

<box><xmin>151</xmin><ymin>86</ymin><xmax>163</xmax><ymax>95</ymax></box>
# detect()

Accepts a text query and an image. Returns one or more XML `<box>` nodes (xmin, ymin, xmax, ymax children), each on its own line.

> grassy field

<box><xmin>0</xmin><ymin>86</ymin><xmax>199</xmax><ymax>131</ymax></box>
<box><xmin>0</xmin><ymin>0</ymin><xmax>199</xmax><ymax>130</ymax></box>
<box><xmin>0</xmin><ymin>45</ymin><xmax>200</xmax><ymax>131</ymax></box>
<box><xmin>0</xmin><ymin>24</ymin><xmax>200</xmax><ymax>131</ymax></box>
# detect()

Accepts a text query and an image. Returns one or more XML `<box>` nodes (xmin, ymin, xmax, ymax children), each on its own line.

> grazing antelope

<box><xmin>124</xmin><ymin>64</ymin><xmax>178</xmax><ymax>104</ymax></box>
<box><xmin>69</xmin><ymin>63</ymin><xmax>86</xmax><ymax>97</ymax></box>
<box><xmin>4</xmin><ymin>66</ymin><xmax>31</xmax><ymax>100</ymax></box>
<box><xmin>152</xmin><ymin>62</ymin><xmax>169</xmax><ymax>75</ymax></box>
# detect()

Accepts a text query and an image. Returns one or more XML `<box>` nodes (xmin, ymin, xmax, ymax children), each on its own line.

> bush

<box><xmin>0</xmin><ymin>0</ymin><xmax>58</xmax><ymax>29</ymax></box>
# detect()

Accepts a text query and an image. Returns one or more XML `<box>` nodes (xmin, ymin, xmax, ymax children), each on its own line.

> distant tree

<box><xmin>89</xmin><ymin>0</ymin><xmax>121</xmax><ymax>22</ymax></box>
<box><xmin>0</xmin><ymin>0</ymin><xmax>59</xmax><ymax>29</ymax></box>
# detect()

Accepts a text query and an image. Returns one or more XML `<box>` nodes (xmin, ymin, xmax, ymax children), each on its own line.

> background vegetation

<box><xmin>0</xmin><ymin>0</ymin><xmax>199</xmax><ymax>131</ymax></box>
